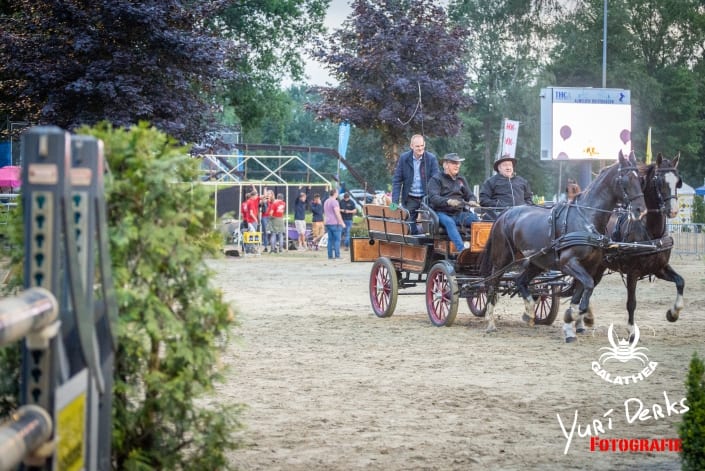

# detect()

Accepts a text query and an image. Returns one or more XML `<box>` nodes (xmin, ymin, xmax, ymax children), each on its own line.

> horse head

<box><xmin>617</xmin><ymin>150</ymin><xmax>647</xmax><ymax>221</ymax></box>
<box><xmin>653</xmin><ymin>152</ymin><xmax>682</xmax><ymax>219</ymax></box>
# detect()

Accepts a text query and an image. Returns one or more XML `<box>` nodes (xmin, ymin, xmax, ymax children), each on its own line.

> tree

<box><xmin>448</xmin><ymin>0</ymin><xmax>564</xmax><ymax>193</ymax></box>
<box><xmin>216</xmin><ymin>0</ymin><xmax>328</xmax><ymax>135</ymax></box>
<box><xmin>307</xmin><ymin>0</ymin><xmax>474</xmax><ymax>171</ymax></box>
<box><xmin>81</xmin><ymin>122</ymin><xmax>241</xmax><ymax>469</ymax></box>
<box><xmin>0</xmin><ymin>1</ymin><xmax>233</xmax><ymax>143</ymax></box>
<box><xmin>680</xmin><ymin>352</ymin><xmax>705</xmax><ymax>470</ymax></box>
<box><xmin>547</xmin><ymin>0</ymin><xmax>705</xmax><ymax>186</ymax></box>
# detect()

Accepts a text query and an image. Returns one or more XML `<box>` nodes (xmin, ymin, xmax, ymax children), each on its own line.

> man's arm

<box><xmin>479</xmin><ymin>178</ymin><xmax>494</xmax><ymax>207</ymax></box>
<box><xmin>426</xmin><ymin>152</ymin><xmax>440</xmax><ymax>179</ymax></box>
<box><xmin>522</xmin><ymin>178</ymin><xmax>533</xmax><ymax>204</ymax></box>
<box><xmin>390</xmin><ymin>153</ymin><xmax>406</xmax><ymax>205</ymax></box>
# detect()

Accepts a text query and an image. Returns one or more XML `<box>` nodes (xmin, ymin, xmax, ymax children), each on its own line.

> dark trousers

<box><xmin>404</xmin><ymin>196</ymin><xmax>422</xmax><ymax>234</ymax></box>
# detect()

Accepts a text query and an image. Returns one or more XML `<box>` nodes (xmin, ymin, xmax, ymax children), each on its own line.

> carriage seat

<box><xmin>363</xmin><ymin>204</ymin><xmax>433</xmax><ymax>244</ymax></box>
<box><xmin>419</xmin><ymin>202</ymin><xmax>493</xmax><ymax>253</ymax></box>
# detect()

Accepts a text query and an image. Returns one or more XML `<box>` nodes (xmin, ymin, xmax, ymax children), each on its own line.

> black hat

<box><xmin>493</xmin><ymin>153</ymin><xmax>516</xmax><ymax>172</ymax></box>
<box><xmin>442</xmin><ymin>153</ymin><xmax>465</xmax><ymax>162</ymax></box>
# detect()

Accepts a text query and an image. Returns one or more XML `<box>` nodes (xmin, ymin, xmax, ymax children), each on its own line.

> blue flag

<box><xmin>338</xmin><ymin>122</ymin><xmax>351</xmax><ymax>159</ymax></box>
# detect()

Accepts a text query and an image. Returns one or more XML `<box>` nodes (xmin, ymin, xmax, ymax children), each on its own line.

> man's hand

<box><xmin>447</xmin><ymin>198</ymin><xmax>462</xmax><ymax>207</ymax></box>
<box><xmin>466</xmin><ymin>200</ymin><xmax>479</xmax><ymax>207</ymax></box>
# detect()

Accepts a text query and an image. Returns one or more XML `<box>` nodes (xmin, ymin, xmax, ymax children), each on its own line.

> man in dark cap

<box><xmin>427</xmin><ymin>153</ymin><xmax>479</xmax><ymax>252</ymax></box>
<box><xmin>479</xmin><ymin>154</ymin><xmax>532</xmax><ymax>220</ymax></box>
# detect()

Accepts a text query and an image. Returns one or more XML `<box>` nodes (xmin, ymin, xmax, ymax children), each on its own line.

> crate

<box><xmin>242</xmin><ymin>231</ymin><xmax>262</xmax><ymax>244</ymax></box>
<box><xmin>470</xmin><ymin>222</ymin><xmax>493</xmax><ymax>252</ymax></box>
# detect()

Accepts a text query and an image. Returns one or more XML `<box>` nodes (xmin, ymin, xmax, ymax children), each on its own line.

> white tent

<box><xmin>668</xmin><ymin>181</ymin><xmax>695</xmax><ymax>224</ymax></box>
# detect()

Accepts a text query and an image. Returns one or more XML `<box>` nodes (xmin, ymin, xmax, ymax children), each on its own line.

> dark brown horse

<box><xmin>571</xmin><ymin>153</ymin><xmax>683</xmax><ymax>342</ymax></box>
<box><xmin>479</xmin><ymin>150</ymin><xmax>647</xmax><ymax>341</ymax></box>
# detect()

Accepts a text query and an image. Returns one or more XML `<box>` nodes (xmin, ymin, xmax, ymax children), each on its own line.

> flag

<box><xmin>500</xmin><ymin>119</ymin><xmax>520</xmax><ymax>158</ymax></box>
<box><xmin>338</xmin><ymin>122</ymin><xmax>351</xmax><ymax>159</ymax></box>
<box><xmin>645</xmin><ymin>127</ymin><xmax>652</xmax><ymax>164</ymax></box>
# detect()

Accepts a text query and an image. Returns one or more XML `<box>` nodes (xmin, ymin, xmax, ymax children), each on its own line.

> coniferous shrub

<box><xmin>680</xmin><ymin>352</ymin><xmax>705</xmax><ymax>471</ymax></box>
<box><xmin>1</xmin><ymin>122</ymin><xmax>242</xmax><ymax>469</ymax></box>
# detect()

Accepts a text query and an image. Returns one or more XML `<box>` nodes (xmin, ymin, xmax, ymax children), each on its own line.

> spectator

<box><xmin>479</xmin><ymin>154</ymin><xmax>532</xmax><ymax>220</ymax></box>
<box><xmin>323</xmin><ymin>188</ymin><xmax>345</xmax><ymax>260</ymax></box>
<box><xmin>268</xmin><ymin>193</ymin><xmax>287</xmax><ymax>253</ymax></box>
<box><xmin>339</xmin><ymin>192</ymin><xmax>357</xmax><ymax>250</ymax></box>
<box><xmin>294</xmin><ymin>188</ymin><xmax>309</xmax><ymax>250</ymax></box>
<box><xmin>566</xmin><ymin>178</ymin><xmax>581</xmax><ymax>202</ymax></box>
<box><xmin>391</xmin><ymin>134</ymin><xmax>440</xmax><ymax>234</ymax></box>
<box><xmin>427</xmin><ymin>153</ymin><xmax>480</xmax><ymax>252</ymax></box>
<box><xmin>310</xmin><ymin>193</ymin><xmax>324</xmax><ymax>249</ymax></box>
<box><xmin>260</xmin><ymin>189</ymin><xmax>274</xmax><ymax>252</ymax></box>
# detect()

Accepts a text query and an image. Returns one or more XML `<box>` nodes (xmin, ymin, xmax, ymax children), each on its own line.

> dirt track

<box><xmin>211</xmin><ymin>249</ymin><xmax>705</xmax><ymax>470</ymax></box>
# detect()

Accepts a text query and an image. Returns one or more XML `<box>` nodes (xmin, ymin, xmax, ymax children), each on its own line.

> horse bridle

<box><xmin>650</xmin><ymin>166</ymin><xmax>680</xmax><ymax>215</ymax></box>
<box><xmin>615</xmin><ymin>162</ymin><xmax>644</xmax><ymax>212</ymax></box>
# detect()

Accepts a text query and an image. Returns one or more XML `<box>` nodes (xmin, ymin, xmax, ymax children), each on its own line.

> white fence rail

<box><xmin>667</xmin><ymin>223</ymin><xmax>705</xmax><ymax>256</ymax></box>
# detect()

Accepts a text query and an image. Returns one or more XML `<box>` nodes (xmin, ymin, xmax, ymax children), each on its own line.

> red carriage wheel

<box><xmin>425</xmin><ymin>262</ymin><xmax>459</xmax><ymax>327</ymax></box>
<box><xmin>532</xmin><ymin>284</ymin><xmax>560</xmax><ymax>325</ymax></box>
<box><xmin>467</xmin><ymin>286</ymin><xmax>488</xmax><ymax>317</ymax></box>
<box><xmin>369</xmin><ymin>257</ymin><xmax>398</xmax><ymax>318</ymax></box>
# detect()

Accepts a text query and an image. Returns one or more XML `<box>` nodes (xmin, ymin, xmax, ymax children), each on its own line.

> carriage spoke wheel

<box><xmin>467</xmin><ymin>286</ymin><xmax>488</xmax><ymax>317</ymax></box>
<box><xmin>426</xmin><ymin>262</ymin><xmax>459</xmax><ymax>327</ymax></box>
<box><xmin>369</xmin><ymin>257</ymin><xmax>398</xmax><ymax>318</ymax></box>
<box><xmin>531</xmin><ymin>284</ymin><xmax>560</xmax><ymax>325</ymax></box>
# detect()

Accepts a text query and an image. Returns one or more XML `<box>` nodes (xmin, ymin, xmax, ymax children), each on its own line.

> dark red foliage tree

<box><xmin>0</xmin><ymin>0</ymin><xmax>233</xmax><ymax>142</ymax></box>
<box><xmin>307</xmin><ymin>0</ymin><xmax>474</xmax><ymax>169</ymax></box>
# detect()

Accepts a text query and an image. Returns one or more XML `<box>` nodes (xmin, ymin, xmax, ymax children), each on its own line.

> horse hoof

<box><xmin>666</xmin><ymin>310</ymin><xmax>679</xmax><ymax>323</ymax></box>
<box><xmin>576</xmin><ymin>327</ymin><xmax>586</xmax><ymax>334</ymax></box>
<box><xmin>521</xmin><ymin>313</ymin><xmax>533</xmax><ymax>325</ymax></box>
<box><xmin>584</xmin><ymin>315</ymin><xmax>594</xmax><ymax>328</ymax></box>
<box><xmin>565</xmin><ymin>336</ymin><xmax>577</xmax><ymax>344</ymax></box>
<box><xmin>486</xmin><ymin>326</ymin><xmax>497</xmax><ymax>334</ymax></box>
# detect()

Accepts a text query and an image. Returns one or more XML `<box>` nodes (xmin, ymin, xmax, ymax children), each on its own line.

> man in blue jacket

<box><xmin>391</xmin><ymin>134</ymin><xmax>440</xmax><ymax>234</ymax></box>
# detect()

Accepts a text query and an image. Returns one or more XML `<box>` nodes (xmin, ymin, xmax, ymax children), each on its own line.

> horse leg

<box><xmin>516</xmin><ymin>265</ymin><xmax>541</xmax><ymax>327</ymax></box>
<box><xmin>560</xmin><ymin>263</ymin><xmax>595</xmax><ymax>343</ymax></box>
<box><xmin>484</xmin><ymin>283</ymin><xmax>499</xmax><ymax>333</ymax></box>
<box><xmin>657</xmin><ymin>265</ymin><xmax>685</xmax><ymax>322</ymax></box>
<box><xmin>626</xmin><ymin>274</ymin><xmax>637</xmax><ymax>343</ymax></box>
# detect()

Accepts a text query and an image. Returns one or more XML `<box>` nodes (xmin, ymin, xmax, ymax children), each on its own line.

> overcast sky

<box><xmin>302</xmin><ymin>0</ymin><xmax>351</xmax><ymax>86</ymax></box>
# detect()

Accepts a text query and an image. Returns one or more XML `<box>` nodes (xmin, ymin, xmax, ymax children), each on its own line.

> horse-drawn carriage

<box><xmin>351</xmin><ymin>151</ymin><xmax>685</xmax><ymax>342</ymax></box>
<box><xmin>350</xmin><ymin>201</ymin><xmax>569</xmax><ymax>327</ymax></box>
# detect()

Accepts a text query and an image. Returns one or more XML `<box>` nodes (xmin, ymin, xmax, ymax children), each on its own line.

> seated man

<box><xmin>427</xmin><ymin>153</ymin><xmax>479</xmax><ymax>252</ymax></box>
<box><xmin>479</xmin><ymin>153</ymin><xmax>533</xmax><ymax>220</ymax></box>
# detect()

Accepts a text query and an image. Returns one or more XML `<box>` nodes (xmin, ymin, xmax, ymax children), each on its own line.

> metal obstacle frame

<box><xmin>0</xmin><ymin>126</ymin><xmax>118</xmax><ymax>470</ymax></box>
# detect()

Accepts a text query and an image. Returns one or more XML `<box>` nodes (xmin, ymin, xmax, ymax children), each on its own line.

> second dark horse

<box><xmin>479</xmin><ymin>150</ymin><xmax>647</xmax><ymax>342</ymax></box>
<box><xmin>573</xmin><ymin>153</ymin><xmax>684</xmax><ymax>343</ymax></box>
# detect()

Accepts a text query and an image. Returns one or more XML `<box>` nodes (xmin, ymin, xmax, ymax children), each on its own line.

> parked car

<box><xmin>347</xmin><ymin>189</ymin><xmax>374</xmax><ymax>204</ymax></box>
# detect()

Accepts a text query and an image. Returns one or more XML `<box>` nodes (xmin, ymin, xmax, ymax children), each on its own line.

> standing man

<box><xmin>391</xmin><ymin>134</ymin><xmax>440</xmax><ymax>234</ymax></box>
<box><xmin>323</xmin><ymin>188</ymin><xmax>345</xmax><ymax>260</ymax></box>
<box><xmin>310</xmin><ymin>193</ymin><xmax>324</xmax><ymax>248</ymax></box>
<box><xmin>294</xmin><ymin>187</ymin><xmax>309</xmax><ymax>250</ymax></box>
<box><xmin>427</xmin><ymin>153</ymin><xmax>479</xmax><ymax>252</ymax></box>
<box><xmin>479</xmin><ymin>154</ymin><xmax>533</xmax><ymax>220</ymax></box>
<box><xmin>339</xmin><ymin>192</ymin><xmax>357</xmax><ymax>250</ymax></box>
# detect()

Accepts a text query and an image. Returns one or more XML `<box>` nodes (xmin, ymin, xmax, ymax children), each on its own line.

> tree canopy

<box><xmin>307</xmin><ymin>0</ymin><xmax>474</xmax><ymax>169</ymax></box>
<box><xmin>0</xmin><ymin>0</ymin><xmax>231</xmax><ymax>142</ymax></box>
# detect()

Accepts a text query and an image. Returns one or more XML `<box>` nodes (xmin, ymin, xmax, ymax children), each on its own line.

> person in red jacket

<box><xmin>268</xmin><ymin>193</ymin><xmax>287</xmax><ymax>252</ymax></box>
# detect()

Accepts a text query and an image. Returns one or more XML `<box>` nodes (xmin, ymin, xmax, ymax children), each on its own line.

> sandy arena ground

<box><xmin>210</xmin><ymin>247</ymin><xmax>705</xmax><ymax>470</ymax></box>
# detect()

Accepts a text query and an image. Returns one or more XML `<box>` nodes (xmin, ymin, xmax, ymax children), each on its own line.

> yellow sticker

<box><xmin>56</xmin><ymin>391</ymin><xmax>86</xmax><ymax>471</ymax></box>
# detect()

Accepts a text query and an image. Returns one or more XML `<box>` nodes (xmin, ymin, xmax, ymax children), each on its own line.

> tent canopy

<box><xmin>0</xmin><ymin>165</ymin><xmax>21</xmax><ymax>189</ymax></box>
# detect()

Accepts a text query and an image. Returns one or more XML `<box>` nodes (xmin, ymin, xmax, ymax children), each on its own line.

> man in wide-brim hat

<box><xmin>479</xmin><ymin>153</ymin><xmax>533</xmax><ymax>220</ymax></box>
<box><xmin>427</xmin><ymin>153</ymin><xmax>479</xmax><ymax>252</ymax></box>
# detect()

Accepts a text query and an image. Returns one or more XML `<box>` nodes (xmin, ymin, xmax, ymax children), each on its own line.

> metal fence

<box><xmin>667</xmin><ymin>223</ymin><xmax>705</xmax><ymax>257</ymax></box>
